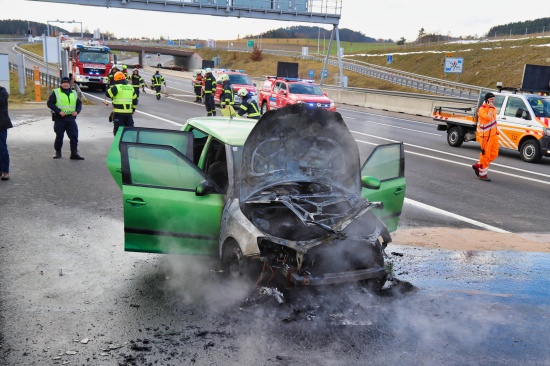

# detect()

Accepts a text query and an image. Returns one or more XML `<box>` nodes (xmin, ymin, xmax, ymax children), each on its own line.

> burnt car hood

<box><xmin>240</xmin><ymin>105</ymin><xmax>361</xmax><ymax>203</ymax></box>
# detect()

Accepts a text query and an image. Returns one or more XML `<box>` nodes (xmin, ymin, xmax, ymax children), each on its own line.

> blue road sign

<box><xmin>387</xmin><ymin>54</ymin><xmax>393</xmax><ymax>64</ymax></box>
<box><xmin>321</xmin><ymin>69</ymin><xmax>328</xmax><ymax>78</ymax></box>
<box><xmin>308</xmin><ymin>69</ymin><xmax>314</xmax><ymax>77</ymax></box>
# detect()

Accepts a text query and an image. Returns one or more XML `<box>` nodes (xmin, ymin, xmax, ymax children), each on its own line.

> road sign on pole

<box><xmin>387</xmin><ymin>54</ymin><xmax>393</xmax><ymax>64</ymax></box>
<box><xmin>247</xmin><ymin>40</ymin><xmax>255</xmax><ymax>48</ymax></box>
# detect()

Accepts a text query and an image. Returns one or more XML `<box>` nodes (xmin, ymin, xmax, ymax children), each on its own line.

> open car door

<box><xmin>360</xmin><ymin>143</ymin><xmax>406</xmax><ymax>232</ymax></box>
<box><xmin>107</xmin><ymin>127</ymin><xmax>224</xmax><ymax>255</ymax></box>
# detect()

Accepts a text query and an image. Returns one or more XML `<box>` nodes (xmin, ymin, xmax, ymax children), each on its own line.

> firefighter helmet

<box><xmin>114</xmin><ymin>71</ymin><xmax>126</xmax><ymax>81</ymax></box>
<box><xmin>132</xmin><ymin>68</ymin><xmax>139</xmax><ymax>73</ymax></box>
<box><xmin>122</xmin><ymin>64</ymin><xmax>127</xmax><ymax>70</ymax></box>
<box><xmin>237</xmin><ymin>88</ymin><xmax>248</xmax><ymax>97</ymax></box>
<box><xmin>219</xmin><ymin>74</ymin><xmax>229</xmax><ymax>82</ymax></box>
<box><xmin>205</xmin><ymin>68</ymin><xmax>212</xmax><ymax>73</ymax></box>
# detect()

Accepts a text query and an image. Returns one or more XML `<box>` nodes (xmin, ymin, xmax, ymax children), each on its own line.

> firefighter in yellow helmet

<box><xmin>219</xmin><ymin>74</ymin><xmax>234</xmax><ymax>110</ymax></box>
<box><xmin>236</xmin><ymin>88</ymin><xmax>260</xmax><ymax>120</ymax></box>
<box><xmin>106</xmin><ymin>71</ymin><xmax>138</xmax><ymax>136</ymax></box>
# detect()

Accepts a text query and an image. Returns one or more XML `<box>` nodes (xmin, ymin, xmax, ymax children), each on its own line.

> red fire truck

<box><xmin>66</xmin><ymin>43</ymin><xmax>113</xmax><ymax>91</ymax></box>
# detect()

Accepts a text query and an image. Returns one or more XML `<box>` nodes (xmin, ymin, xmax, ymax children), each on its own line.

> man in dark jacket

<box><xmin>46</xmin><ymin>77</ymin><xmax>84</xmax><ymax>160</ymax></box>
<box><xmin>0</xmin><ymin>85</ymin><xmax>13</xmax><ymax>180</ymax></box>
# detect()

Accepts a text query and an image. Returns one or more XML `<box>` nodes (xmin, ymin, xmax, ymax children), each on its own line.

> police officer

<box><xmin>203</xmin><ymin>68</ymin><xmax>217</xmax><ymax>116</ymax></box>
<box><xmin>151</xmin><ymin>70</ymin><xmax>166</xmax><ymax>100</ymax></box>
<box><xmin>107</xmin><ymin>71</ymin><xmax>138</xmax><ymax>136</ymax></box>
<box><xmin>237</xmin><ymin>88</ymin><xmax>261</xmax><ymax>120</ymax></box>
<box><xmin>47</xmin><ymin>76</ymin><xmax>84</xmax><ymax>160</ymax></box>
<box><xmin>219</xmin><ymin>74</ymin><xmax>234</xmax><ymax>110</ymax></box>
<box><xmin>129</xmin><ymin>68</ymin><xmax>146</xmax><ymax>98</ymax></box>
<box><xmin>193</xmin><ymin>70</ymin><xmax>203</xmax><ymax>103</ymax></box>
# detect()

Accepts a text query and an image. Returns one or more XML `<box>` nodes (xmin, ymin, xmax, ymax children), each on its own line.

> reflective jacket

<box><xmin>193</xmin><ymin>75</ymin><xmax>203</xmax><ymax>88</ymax></box>
<box><xmin>203</xmin><ymin>75</ymin><xmax>216</xmax><ymax>94</ymax></box>
<box><xmin>220</xmin><ymin>81</ymin><xmax>234</xmax><ymax>107</ymax></box>
<box><xmin>238</xmin><ymin>94</ymin><xmax>260</xmax><ymax>118</ymax></box>
<box><xmin>477</xmin><ymin>103</ymin><xmax>498</xmax><ymax>137</ymax></box>
<box><xmin>130</xmin><ymin>74</ymin><xmax>145</xmax><ymax>89</ymax></box>
<box><xmin>107</xmin><ymin>82</ymin><xmax>138</xmax><ymax>114</ymax></box>
<box><xmin>47</xmin><ymin>87</ymin><xmax>82</xmax><ymax>122</ymax></box>
<box><xmin>151</xmin><ymin>73</ymin><xmax>165</xmax><ymax>87</ymax></box>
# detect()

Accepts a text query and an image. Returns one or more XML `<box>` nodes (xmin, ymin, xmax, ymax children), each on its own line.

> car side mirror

<box><xmin>515</xmin><ymin>108</ymin><xmax>531</xmax><ymax>120</ymax></box>
<box><xmin>323</xmin><ymin>92</ymin><xmax>328</xmax><ymax>97</ymax></box>
<box><xmin>278</xmin><ymin>89</ymin><xmax>286</xmax><ymax>95</ymax></box>
<box><xmin>196</xmin><ymin>180</ymin><xmax>215</xmax><ymax>196</ymax></box>
<box><xmin>361</xmin><ymin>176</ymin><xmax>381</xmax><ymax>190</ymax></box>
<box><xmin>253</xmin><ymin>83</ymin><xmax>257</xmax><ymax>87</ymax></box>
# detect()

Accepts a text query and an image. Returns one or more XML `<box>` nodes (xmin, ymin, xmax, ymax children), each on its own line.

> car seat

<box><xmin>207</xmin><ymin>147</ymin><xmax>228</xmax><ymax>192</ymax></box>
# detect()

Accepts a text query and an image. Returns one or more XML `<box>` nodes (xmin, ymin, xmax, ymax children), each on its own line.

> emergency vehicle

<box><xmin>213</xmin><ymin>69</ymin><xmax>257</xmax><ymax>105</ymax></box>
<box><xmin>66</xmin><ymin>43</ymin><xmax>113</xmax><ymax>92</ymax></box>
<box><xmin>258</xmin><ymin>76</ymin><xmax>336</xmax><ymax>114</ymax></box>
<box><xmin>434</xmin><ymin>86</ymin><xmax>550</xmax><ymax>163</ymax></box>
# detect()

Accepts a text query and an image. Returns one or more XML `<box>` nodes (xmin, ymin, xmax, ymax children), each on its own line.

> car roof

<box><xmin>186</xmin><ymin>117</ymin><xmax>257</xmax><ymax>146</ymax></box>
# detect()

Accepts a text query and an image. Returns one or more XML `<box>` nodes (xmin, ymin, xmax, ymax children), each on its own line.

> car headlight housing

<box><xmin>330</xmin><ymin>101</ymin><xmax>335</xmax><ymax>108</ymax></box>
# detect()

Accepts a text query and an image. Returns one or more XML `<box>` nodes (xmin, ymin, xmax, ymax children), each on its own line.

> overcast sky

<box><xmin>2</xmin><ymin>0</ymin><xmax>550</xmax><ymax>42</ymax></box>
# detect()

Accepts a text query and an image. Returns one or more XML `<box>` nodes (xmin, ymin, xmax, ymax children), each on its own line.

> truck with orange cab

<box><xmin>434</xmin><ymin>86</ymin><xmax>550</xmax><ymax>163</ymax></box>
<box><xmin>258</xmin><ymin>76</ymin><xmax>336</xmax><ymax>114</ymax></box>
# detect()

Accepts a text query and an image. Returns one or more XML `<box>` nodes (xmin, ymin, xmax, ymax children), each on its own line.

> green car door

<box><xmin>107</xmin><ymin>127</ymin><xmax>224</xmax><ymax>255</ymax></box>
<box><xmin>360</xmin><ymin>143</ymin><xmax>406</xmax><ymax>232</ymax></box>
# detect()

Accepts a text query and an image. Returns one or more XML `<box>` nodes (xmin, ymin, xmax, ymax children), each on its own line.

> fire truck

<box><xmin>66</xmin><ymin>43</ymin><xmax>113</xmax><ymax>91</ymax></box>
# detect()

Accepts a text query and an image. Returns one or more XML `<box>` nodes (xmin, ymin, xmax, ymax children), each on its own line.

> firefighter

<box><xmin>237</xmin><ymin>88</ymin><xmax>260</xmax><ymax>120</ymax></box>
<box><xmin>121</xmin><ymin>64</ymin><xmax>129</xmax><ymax>79</ymax></box>
<box><xmin>151</xmin><ymin>70</ymin><xmax>166</xmax><ymax>100</ymax></box>
<box><xmin>130</xmin><ymin>68</ymin><xmax>146</xmax><ymax>98</ymax></box>
<box><xmin>219</xmin><ymin>74</ymin><xmax>234</xmax><ymax>110</ymax></box>
<box><xmin>46</xmin><ymin>76</ymin><xmax>84</xmax><ymax>160</ymax></box>
<box><xmin>107</xmin><ymin>65</ymin><xmax>120</xmax><ymax>86</ymax></box>
<box><xmin>193</xmin><ymin>70</ymin><xmax>203</xmax><ymax>103</ymax></box>
<box><xmin>106</xmin><ymin>71</ymin><xmax>138</xmax><ymax>136</ymax></box>
<box><xmin>472</xmin><ymin>92</ymin><xmax>499</xmax><ymax>182</ymax></box>
<box><xmin>203</xmin><ymin>68</ymin><xmax>217</xmax><ymax>116</ymax></box>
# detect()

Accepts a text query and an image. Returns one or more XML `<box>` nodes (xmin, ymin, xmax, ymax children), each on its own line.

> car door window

<box><xmin>187</xmin><ymin>127</ymin><xmax>208</xmax><ymax>165</ymax></box>
<box><xmin>504</xmin><ymin>96</ymin><xmax>528</xmax><ymax>118</ymax></box>
<box><xmin>121</xmin><ymin>128</ymin><xmax>193</xmax><ymax>160</ymax></box>
<box><xmin>360</xmin><ymin>143</ymin><xmax>406</xmax><ymax>233</ymax></box>
<box><xmin>122</xmin><ymin>143</ymin><xmax>209</xmax><ymax>191</ymax></box>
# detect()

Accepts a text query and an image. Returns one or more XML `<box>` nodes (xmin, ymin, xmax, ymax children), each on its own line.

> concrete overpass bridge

<box><xmin>106</xmin><ymin>43</ymin><xmax>203</xmax><ymax>71</ymax></box>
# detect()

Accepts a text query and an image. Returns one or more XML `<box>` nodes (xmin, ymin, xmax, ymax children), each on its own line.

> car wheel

<box><xmin>360</xmin><ymin>240</ymin><xmax>387</xmax><ymax>294</ymax></box>
<box><xmin>447</xmin><ymin>126</ymin><xmax>463</xmax><ymax>147</ymax></box>
<box><xmin>520</xmin><ymin>139</ymin><xmax>542</xmax><ymax>163</ymax></box>
<box><xmin>260</xmin><ymin>102</ymin><xmax>268</xmax><ymax>115</ymax></box>
<box><xmin>222</xmin><ymin>240</ymin><xmax>255</xmax><ymax>280</ymax></box>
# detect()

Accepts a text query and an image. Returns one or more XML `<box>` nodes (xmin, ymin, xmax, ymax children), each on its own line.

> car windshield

<box><xmin>229</xmin><ymin>74</ymin><xmax>253</xmax><ymax>85</ymax></box>
<box><xmin>526</xmin><ymin>97</ymin><xmax>550</xmax><ymax>118</ymax></box>
<box><xmin>78</xmin><ymin>51</ymin><xmax>110</xmax><ymax>64</ymax></box>
<box><xmin>288</xmin><ymin>84</ymin><xmax>324</xmax><ymax>95</ymax></box>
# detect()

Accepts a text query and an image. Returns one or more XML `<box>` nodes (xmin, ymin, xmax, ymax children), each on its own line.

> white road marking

<box><xmin>405</xmin><ymin>198</ymin><xmax>510</xmax><ymax>233</ymax></box>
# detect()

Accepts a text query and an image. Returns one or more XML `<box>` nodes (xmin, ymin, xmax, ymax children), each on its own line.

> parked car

<box><xmin>213</xmin><ymin>69</ymin><xmax>257</xmax><ymax>105</ymax></box>
<box><xmin>106</xmin><ymin>105</ymin><xmax>406</xmax><ymax>290</ymax></box>
<box><xmin>258</xmin><ymin>76</ymin><xmax>336</xmax><ymax>114</ymax></box>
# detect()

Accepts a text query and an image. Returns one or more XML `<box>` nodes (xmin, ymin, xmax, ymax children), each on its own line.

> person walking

<box><xmin>472</xmin><ymin>92</ymin><xmax>499</xmax><ymax>182</ymax></box>
<box><xmin>192</xmin><ymin>70</ymin><xmax>203</xmax><ymax>103</ymax></box>
<box><xmin>0</xmin><ymin>84</ymin><xmax>13</xmax><ymax>180</ymax></box>
<box><xmin>203</xmin><ymin>68</ymin><xmax>217</xmax><ymax>116</ymax></box>
<box><xmin>236</xmin><ymin>88</ymin><xmax>261</xmax><ymax>120</ymax></box>
<box><xmin>47</xmin><ymin>76</ymin><xmax>84</xmax><ymax>160</ymax></box>
<box><xmin>107</xmin><ymin>71</ymin><xmax>138</xmax><ymax>136</ymax></box>
<box><xmin>129</xmin><ymin>68</ymin><xmax>146</xmax><ymax>98</ymax></box>
<box><xmin>151</xmin><ymin>70</ymin><xmax>166</xmax><ymax>100</ymax></box>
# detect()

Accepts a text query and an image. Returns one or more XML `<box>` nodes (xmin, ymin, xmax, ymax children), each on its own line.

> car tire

<box><xmin>260</xmin><ymin>102</ymin><xmax>268</xmax><ymax>115</ymax></box>
<box><xmin>360</xmin><ymin>239</ymin><xmax>387</xmax><ymax>294</ymax></box>
<box><xmin>520</xmin><ymin>139</ymin><xmax>542</xmax><ymax>163</ymax></box>
<box><xmin>222</xmin><ymin>240</ymin><xmax>258</xmax><ymax>280</ymax></box>
<box><xmin>447</xmin><ymin>126</ymin><xmax>464</xmax><ymax>147</ymax></box>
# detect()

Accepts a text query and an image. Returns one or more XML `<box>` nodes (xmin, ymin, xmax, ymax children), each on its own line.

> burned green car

<box><xmin>106</xmin><ymin>105</ymin><xmax>406</xmax><ymax>289</ymax></box>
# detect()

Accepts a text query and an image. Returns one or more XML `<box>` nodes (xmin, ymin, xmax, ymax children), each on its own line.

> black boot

<box><xmin>53</xmin><ymin>151</ymin><xmax>62</xmax><ymax>159</ymax></box>
<box><xmin>70</xmin><ymin>150</ymin><xmax>84</xmax><ymax>160</ymax></box>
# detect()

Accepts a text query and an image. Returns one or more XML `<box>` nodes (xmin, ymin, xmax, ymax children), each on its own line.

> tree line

<box><xmin>253</xmin><ymin>25</ymin><xmax>391</xmax><ymax>43</ymax></box>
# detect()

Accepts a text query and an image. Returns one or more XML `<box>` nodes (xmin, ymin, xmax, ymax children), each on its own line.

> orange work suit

<box><xmin>476</xmin><ymin>103</ymin><xmax>499</xmax><ymax>179</ymax></box>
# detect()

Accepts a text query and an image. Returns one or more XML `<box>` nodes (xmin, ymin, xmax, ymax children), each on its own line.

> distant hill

<box><xmin>0</xmin><ymin>19</ymin><xmax>66</xmax><ymax>37</ymax></box>
<box><xmin>488</xmin><ymin>17</ymin><xmax>550</xmax><ymax>37</ymax></box>
<box><xmin>253</xmin><ymin>25</ymin><xmax>389</xmax><ymax>43</ymax></box>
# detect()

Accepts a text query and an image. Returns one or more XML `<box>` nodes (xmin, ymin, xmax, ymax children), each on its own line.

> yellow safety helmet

<box><xmin>237</xmin><ymin>88</ymin><xmax>248</xmax><ymax>97</ymax></box>
<box><xmin>220</xmin><ymin>74</ymin><xmax>229</xmax><ymax>82</ymax></box>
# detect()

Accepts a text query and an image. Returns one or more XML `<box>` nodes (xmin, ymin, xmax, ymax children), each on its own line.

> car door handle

<box><xmin>126</xmin><ymin>198</ymin><xmax>146</xmax><ymax>206</ymax></box>
<box><xmin>115</xmin><ymin>168</ymin><xmax>122</xmax><ymax>173</ymax></box>
<box><xmin>394</xmin><ymin>188</ymin><xmax>405</xmax><ymax>196</ymax></box>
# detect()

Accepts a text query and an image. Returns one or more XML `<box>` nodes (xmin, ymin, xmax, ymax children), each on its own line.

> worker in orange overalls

<box><xmin>472</xmin><ymin>92</ymin><xmax>499</xmax><ymax>182</ymax></box>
